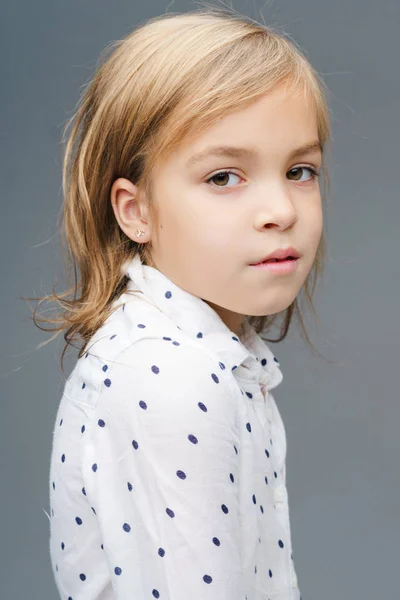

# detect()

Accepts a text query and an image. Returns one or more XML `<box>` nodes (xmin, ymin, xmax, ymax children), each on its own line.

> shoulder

<box><xmin>98</xmin><ymin>334</ymin><xmax>237</xmax><ymax>406</ymax></box>
<box><xmin>80</xmin><ymin>335</ymin><xmax>240</xmax><ymax>442</ymax></box>
<box><xmin>66</xmin><ymin>297</ymin><xmax>237</xmax><ymax>412</ymax></box>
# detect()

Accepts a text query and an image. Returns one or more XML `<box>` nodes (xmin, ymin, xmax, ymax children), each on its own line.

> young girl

<box><xmin>34</xmin><ymin>6</ymin><xmax>332</xmax><ymax>599</ymax></box>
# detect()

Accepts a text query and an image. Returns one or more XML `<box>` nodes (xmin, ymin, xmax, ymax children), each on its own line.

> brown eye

<box><xmin>206</xmin><ymin>170</ymin><xmax>242</xmax><ymax>190</ymax></box>
<box><xmin>287</xmin><ymin>167</ymin><xmax>319</xmax><ymax>182</ymax></box>
<box><xmin>211</xmin><ymin>172</ymin><xmax>230</xmax><ymax>186</ymax></box>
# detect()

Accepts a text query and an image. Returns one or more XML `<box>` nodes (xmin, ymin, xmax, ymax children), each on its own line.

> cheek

<box><xmin>304</xmin><ymin>200</ymin><xmax>323</xmax><ymax>241</ymax></box>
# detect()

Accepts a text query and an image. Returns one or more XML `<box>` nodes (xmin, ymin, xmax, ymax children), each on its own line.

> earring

<box><xmin>135</xmin><ymin>229</ymin><xmax>146</xmax><ymax>238</ymax></box>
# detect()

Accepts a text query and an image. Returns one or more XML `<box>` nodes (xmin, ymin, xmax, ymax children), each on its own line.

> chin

<box><xmin>248</xmin><ymin>299</ymin><xmax>296</xmax><ymax>317</ymax></box>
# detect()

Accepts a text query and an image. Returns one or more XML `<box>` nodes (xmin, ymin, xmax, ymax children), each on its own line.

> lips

<box><xmin>250</xmin><ymin>246</ymin><xmax>300</xmax><ymax>265</ymax></box>
<box><xmin>264</xmin><ymin>257</ymin><xmax>296</xmax><ymax>263</ymax></box>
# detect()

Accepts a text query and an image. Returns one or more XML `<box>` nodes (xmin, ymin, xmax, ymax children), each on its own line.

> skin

<box><xmin>110</xmin><ymin>82</ymin><xmax>323</xmax><ymax>337</ymax></box>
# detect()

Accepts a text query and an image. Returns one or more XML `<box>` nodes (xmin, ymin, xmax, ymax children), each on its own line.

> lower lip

<box><xmin>250</xmin><ymin>258</ymin><xmax>299</xmax><ymax>273</ymax></box>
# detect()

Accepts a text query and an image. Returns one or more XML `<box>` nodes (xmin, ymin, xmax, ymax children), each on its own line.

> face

<box><xmin>111</xmin><ymin>83</ymin><xmax>323</xmax><ymax>336</ymax></box>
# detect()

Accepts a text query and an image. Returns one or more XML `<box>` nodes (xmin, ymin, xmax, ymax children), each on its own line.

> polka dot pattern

<box><xmin>48</xmin><ymin>252</ymin><xmax>300</xmax><ymax>599</ymax></box>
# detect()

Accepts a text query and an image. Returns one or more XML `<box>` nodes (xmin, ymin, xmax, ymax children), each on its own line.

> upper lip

<box><xmin>250</xmin><ymin>246</ymin><xmax>301</xmax><ymax>264</ymax></box>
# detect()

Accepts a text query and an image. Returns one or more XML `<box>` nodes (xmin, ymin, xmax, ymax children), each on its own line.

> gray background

<box><xmin>1</xmin><ymin>0</ymin><xmax>398</xmax><ymax>598</ymax></box>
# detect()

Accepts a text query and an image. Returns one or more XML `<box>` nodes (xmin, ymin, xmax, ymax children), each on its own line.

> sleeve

<box><xmin>81</xmin><ymin>337</ymin><xmax>245</xmax><ymax>600</ymax></box>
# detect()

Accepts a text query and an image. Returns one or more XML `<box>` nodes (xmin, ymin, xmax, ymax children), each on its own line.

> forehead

<box><xmin>181</xmin><ymin>90</ymin><xmax>319</xmax><ymax>164</ymax></box>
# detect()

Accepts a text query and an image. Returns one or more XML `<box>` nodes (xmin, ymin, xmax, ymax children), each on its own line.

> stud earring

<box><xmin>135</xmin><ymin>229</ymin><xmax>146</xmax><ymax>238</ymax></box>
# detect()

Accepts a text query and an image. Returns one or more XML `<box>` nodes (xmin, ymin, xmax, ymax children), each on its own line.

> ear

<box><xmin>110</xmin><ymin>177</ymin><xmax>152</xmax><ymax>243</ymax></box>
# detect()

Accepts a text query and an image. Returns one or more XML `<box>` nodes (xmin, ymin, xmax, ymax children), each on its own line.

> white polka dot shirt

<box><xmin>49</xmin><ymin>253</ymin><xmax>302</xmax><ymax>599</ymax></box>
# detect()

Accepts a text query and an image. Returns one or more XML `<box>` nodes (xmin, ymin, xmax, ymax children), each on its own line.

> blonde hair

<box><xmin>23</xmin><ymin>6</ymin><xmax>333</xmax><ymax>375</ymax></box>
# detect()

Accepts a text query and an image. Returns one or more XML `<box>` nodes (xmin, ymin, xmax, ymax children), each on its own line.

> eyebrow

<box><xmin>186</xmin><ymin>140</ymin><xmax>322</xmax><ymax>167</ymax></box>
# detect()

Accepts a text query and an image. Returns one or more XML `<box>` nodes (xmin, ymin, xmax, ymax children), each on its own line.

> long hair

<box><xmin>23</xmin><ymin>6</ymin><xmax>333</xmax><ymax>376</ymax></box>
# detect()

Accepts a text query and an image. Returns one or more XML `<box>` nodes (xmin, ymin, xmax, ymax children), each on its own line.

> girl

<box><xmin>31</xmin><ymin>6</ymin><xmax>332</xmax><ymax>599</ymax></box>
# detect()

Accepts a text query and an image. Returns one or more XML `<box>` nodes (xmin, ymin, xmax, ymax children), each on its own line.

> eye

<box><xmin>205</xmin><ymin>170</ymin><xmax>243</xmax><ymax>190</ymax></box>
<box><xmin>287</xmin><ymin>166</ymin><xmax>320</xmax><ymax>183</ymax></box>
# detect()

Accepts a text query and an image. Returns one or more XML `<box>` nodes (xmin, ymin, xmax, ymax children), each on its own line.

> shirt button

<box><xmin>291</xmin><ymin>570</ymin><xmax>298</xmax><ymax>588</ymax></box>
<box><xmin>274</xmin><ymin>485</ymin><xmax>286</xmax><ymax>503</ymax></box>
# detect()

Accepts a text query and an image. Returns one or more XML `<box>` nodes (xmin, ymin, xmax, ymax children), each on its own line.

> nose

<box><xmin>255</xmin><ymin>181</ymin><xmax>298</xmax><ymax>230</ymax></box>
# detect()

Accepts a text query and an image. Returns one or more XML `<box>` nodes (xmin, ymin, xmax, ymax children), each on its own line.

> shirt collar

<box><xmin>121</xmin><ymin>253</ymin><xmax>283</xmax><ymax>392</ymax></box>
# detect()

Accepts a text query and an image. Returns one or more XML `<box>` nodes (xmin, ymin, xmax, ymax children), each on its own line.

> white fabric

<box><xmin>49</xmin><ymin>253</ymin><xmax>302</xmax><ymax>600</ymax></box>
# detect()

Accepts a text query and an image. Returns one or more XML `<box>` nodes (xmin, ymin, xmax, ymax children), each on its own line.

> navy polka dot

<box><xmin>75</xmin><ymin>517</ymin><xmax>82</xmax><ymax>525</ymax></box>
<box><xmin>203</xmin><ymin>574</ymin><xmax>213</xmax><ymax>583</ymax></box>
<box><xmin>151</xmin><ymin>365</ymin><xmax>160</xmax><ymax>374</ymax></box>
<box><xmin>122</xmin><ymin>523</ymin><xmax>131</xmax><ymax>532</ymax></box>
<box><xmin>61</xmin><ymin>542</ymin><xmax>65</xmax><ymax>550</ymax></box>
<box><xmin>158</xmin><ymin>548</ymin><xmax>165</xmax><ymax>557</ymax></box>
<box><xmin>278</xmin><ymin>539</ymin><xmax>284</xmax><ymax>548</ymax></box>
<box><xmin>82</xmin><ymin>383</ymin><xmax>86</xmax><ymax>389</ymax></box>
<box><xmin>81</xmin><ymin>425</ymin><xmax>85</xmax><ymax>433</ymax></box>
<box><xmin>92</xmin><ymin>463</ymin><xmax>98</xmax><ymax>472</ymax></box>
<box><xmin>102</xmin><ymin>365</ymin><xmax>108</xmax><ymax>372</ymax></box>
<box><xmin>127</xmin><ymin>482</ymin><xmax>133</xmax><ymax>491</ymax></box>
<box><xmin>104</xmin><ymin>378</ymin><xmax>111</xmax><ymax>387</ymax></box>
<box><xmin>114</xmin><ymin>567</ymin><xmax>122</xmax><ymax>575</ymax></box>
<box><xmin>79</xmin><ymin>573</ymin><xmax>86</xmax><ymax>581</ymax></box>
<box><xmin>98</xmin><ymin>419</ymin><xmax>105</xmax><ymax>427</ymax></box>
<box><xmin>61</xmin><ymin>454</ymin><xmax>65</xmax><ymax>463</ymax></box>
<box><xmin>198</xmin><ymin>402</ymin><xmax>207</xmax><ymax>412</ymax></box>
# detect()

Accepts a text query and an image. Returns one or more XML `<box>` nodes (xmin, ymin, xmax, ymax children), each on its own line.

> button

<box><xmin>274</xmin><ymin>485</ymin><xmax>286</xmax><ymax>503</ymax></box>
<box><xmin>291</xmin><ymin>570</ymin><xmax>298</xmax><ymax>588</ymax></box>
